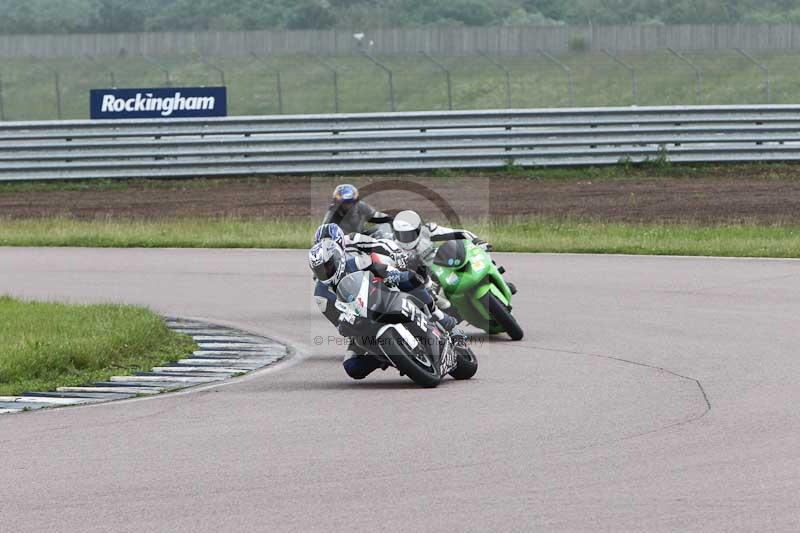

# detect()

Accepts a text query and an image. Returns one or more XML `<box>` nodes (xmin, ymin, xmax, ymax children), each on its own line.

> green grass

<box><xmin>0</xmin><ymin>49</ymin><xmax>793</xmax><ymax>120</ymax></box>
<box><xmin>0</xmin><ymin>217</ymin><xmax>314</xmax><ymax>248</ymax></box>
<box><xmin>473</xmin><ymin>218</ymin><xmax>800</xmax><ymax>258</ymax></box>
<box><xmin>1</xmin><ymin>216</ymin><xmax>798</xmax><ymax>258</ymax></box>
<box><xmin>0</xmin><ymin>296</ymin><xmax>197</xmax><ymax>396</ymax></box>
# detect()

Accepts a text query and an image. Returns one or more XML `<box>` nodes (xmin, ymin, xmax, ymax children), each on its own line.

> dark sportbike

<box><xmin>335</xmin><ymin>271</ymin><xmax>478</xmax><ymax>388</ymax></box>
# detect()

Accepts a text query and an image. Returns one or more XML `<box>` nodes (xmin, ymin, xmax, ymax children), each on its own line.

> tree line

<box><xmin>2</xmin><ymin>0</ymin><xmax>800</xmax><ymax>34</ymax></box>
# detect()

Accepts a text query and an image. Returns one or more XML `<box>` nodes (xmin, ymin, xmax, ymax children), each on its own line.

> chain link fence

<box><xmin>0</xmin><ymin>49</ymin><xmax>794</xmax><ymax>121</ymax></box>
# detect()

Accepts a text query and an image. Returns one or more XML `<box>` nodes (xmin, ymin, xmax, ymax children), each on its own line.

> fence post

<box><xmin>200</xmin><ymin>56</ymin><xmax>226</xmax><ymax>86</ymax></box>
<box><xmin>478</xmin><ymin>50</ymin><xmax>511</xmax><ymax>109</ymax></box>
<box><xmin>362</xmin><ymin>51</ymin><xmax>395</xmax><ymax>112</ymax></box>
<box><xmin>667</xmin><ymin>48</ymin><xmax>703</xmax><ymax>104</ymax></box>
<box><xmin>419</xmin><ymin>51</ymin><xmax>453</xmax><ymax>110</ymax></box>
<box><xmin>539</xmin><ymin>50</ymin><xmax>575</xmax><ymax>107</ymax></box>
<box><xmin>142</xmin><ymin>55</ymin><xmax>172</xmax><ymax>87</ymax></box>
<box><xmin>0</xmin><ymin>75</ymin><xmax>5</xmax><ymax>121</ymax></box>
<box><xmin>309</xmin><ymin>54</ymin><xmax>340</xmax><ymax>113</ymax></box>
<box><xmin>249</xmin><ymin>52</ymin><xmax>283</xmax><ymax>114</ymax></box>
<box><xmin>85</xmin><ymin>54</ymin><xmax>116</xmax><ymax>88</ymax></box>
<box><xmin>53</xmin><ymin>70</ymin><xmax>63</xmax><ymax>119</ymax></box>
<box><xmin>735</xmin><ymin>48</ymin><xmax>771</xmax><ymax>103</ymax></box>
<box><xmin>603</xmin><ymin>49</ymin><xmax>638</xmax><ymax>105</ymax></box>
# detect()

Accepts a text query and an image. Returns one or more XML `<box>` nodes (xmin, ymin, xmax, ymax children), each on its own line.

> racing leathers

<box><xmin>344</xmin><ymin>233</ymin><xmax>458</xmax><ymax>329</ymax></box>
<box><xmin>404</xmin><ymin>222</ymin><xmax>482</xmax><ymax>269</ymax></box>
<box><xmin>313</xmin><ymin>248</ymin><xmax>430</xmax><ymax>379</ymax></box>
<box><xmin>322</xmin><ymin>200</ymin><xmax>393</xmax><ymax>235</ymax></box>
<box><xmin>393</xmin><ymin>222</ymin><xmax>493</xmax><ymax>316</ymax></box>
<box><xmin>313</xmin><ymin>250</ymin><xmax>425</xmax><ymax>327</ymax></box>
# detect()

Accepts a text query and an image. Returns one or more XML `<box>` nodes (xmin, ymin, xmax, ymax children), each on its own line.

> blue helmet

<box><xmin>314</xmin><ymin>223</ymin><xmax>345</xmax><ymax>248</ymax></box>
<box><xmin>309</xmin><ymin>239</ymin><xmax>346</xmax><ymax>286</ymax></box>
<box><xmin>333</xmin><ymin>184</ymin><xmax>359</xmax><ymax>205</ymax></box>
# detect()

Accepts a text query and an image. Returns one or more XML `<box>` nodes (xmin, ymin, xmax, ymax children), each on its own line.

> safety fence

<box><xmin>1</xmin><ymin>105</ymin><xmax>799</xmax><ymax>181</ymax></box>
<box><xmin>0</xmin><ymin>49</ymin><xmax>787</xmax><ymax>121</ymax></box>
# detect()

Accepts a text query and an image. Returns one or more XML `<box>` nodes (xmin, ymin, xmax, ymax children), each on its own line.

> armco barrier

<box><xmin>1</xmin><ymin>105</ymin><xmax>800</xmax><ymax>181</ymax></box>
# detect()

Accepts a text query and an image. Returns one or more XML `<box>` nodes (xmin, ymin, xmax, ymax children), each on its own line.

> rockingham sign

<box><xmin>90</xmin><ymin>87</ymin><xmax>227</xmax><ymax>119</ymax></box>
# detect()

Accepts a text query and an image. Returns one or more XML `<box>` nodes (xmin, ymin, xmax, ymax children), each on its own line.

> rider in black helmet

<box><xmin>322</xmin><ymin>183</ymin><xmax>393</xmax><ymax>235</ymax></box>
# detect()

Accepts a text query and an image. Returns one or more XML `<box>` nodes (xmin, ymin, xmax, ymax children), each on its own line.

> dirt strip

<box><xmin>1</xmin><ymin>171</ymin><xmax>799</xmax><ymax>224</ymax></box>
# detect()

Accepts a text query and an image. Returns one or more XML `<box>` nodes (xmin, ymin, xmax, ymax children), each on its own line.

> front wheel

<box><xmin>379</xmin><ymin>328</ymin><xmax>442</xmax><ymax>388</ymax></box>
<box><xmin>480</xmin><ymin>292</ymin><xmax>524</xmax><ymax>341</ymax></box>
<box><xmin>449</xmin><ymin>344</ymin><xmax>478</xmax><ymax>380</ymax></box>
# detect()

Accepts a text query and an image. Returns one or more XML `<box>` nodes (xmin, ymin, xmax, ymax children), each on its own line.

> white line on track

<box><xmin>57</xmin><ymin>386</ymin><xmax>163</xmax><ymax>395</ymax></box>
<box><xmin>0</xmin><ymin>396</ymin><xmax>102</xmax><ymax>405</ymax></box>
<box><xmin>151</xmin><ymin>366</ymin><xmax>247</xmax><ymax>374</ymax></box>
<box><xmin>109</xmin><ymin>375</ymin><xmax>224</xmax><ymax>383</ymax></box>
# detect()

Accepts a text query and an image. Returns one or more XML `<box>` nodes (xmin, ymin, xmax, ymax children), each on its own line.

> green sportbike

<box><xmin>431</xmin><ymin>239</ymin><xmax>524</xmax><ymax>341</ymax></box>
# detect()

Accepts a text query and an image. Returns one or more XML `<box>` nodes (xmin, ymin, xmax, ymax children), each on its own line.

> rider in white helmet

<box><xmin>391</xmin><ymin>210</ymin><xmax>516</xmax><ymax>301</ymax></box>
<box><xmin>392</xmin><ymin>210</ymin><xmax>489</xmax><ymax>268</ymax></box>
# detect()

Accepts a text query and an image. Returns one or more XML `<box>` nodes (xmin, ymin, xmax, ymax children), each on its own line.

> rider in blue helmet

<box><xmin>314</xmin><ymin>222</ymin><xmax>406</xmax><ymax>269</ymax></box>
<box><xmin>322</xmin><ymin>183</ymin><xmax>393</xmax><ymax>235</ymax></box>
<box><xmin>314</xmin><ymin>223</ymin><xmax>346</xmax><ymax>249</ymax></box>
<box><xmin>308</xmin><ymin>239</ymin><xmax>348</xmax><ymax>288</ymax></box>
<box><xmin>310</xmin><ymin>233</ymin><xmax>459</xmax><ymax>380</ymax></box>
<box><xmin>310</xmin><ymin>236</ymin><xmax>431</xmax><ymax>380</ymax></box>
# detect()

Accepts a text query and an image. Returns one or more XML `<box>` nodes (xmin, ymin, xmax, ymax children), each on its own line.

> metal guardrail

<box><xmin>2</xmin><ymin>105</ymin><xmax>800</xmax><ymax>181</ymax></box>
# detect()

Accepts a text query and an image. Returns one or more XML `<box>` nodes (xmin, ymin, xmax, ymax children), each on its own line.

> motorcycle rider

<box><xmin>315</xmin><ymin>222</ymin><xmax>408</xmax><ymax>269</ymax></box>
<box><xmin>309</xmin><ymin>236</ymin><xmax>458</xmax><ymax>379</ymax></box>
<box><xmin>391</xmin><ymin>210</ymin><xmax>486</xmax><ymax>266</ymax></box>
<box><xmin>312</xmin><ymin>224</ymin><xmax>458</xmax><ymax>328</ymax></box>
<box><xmin>321</xmin><ymin>183</ymin><xmax>394</xmax><ymax>235</ymax></box>
<box><xmin>391</xmin><ymin>210</ymin><xmax>516</xmax><ymax>295</ymax></box>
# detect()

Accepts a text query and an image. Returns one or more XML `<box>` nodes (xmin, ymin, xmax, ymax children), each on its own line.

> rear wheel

<box><xmin>379</xmin><ymin>328</ymin><xmax>442</xmax><ymax>388</ymax></box>
<box><xmin>480</xmin><ymin>292</ymin><xmax>524</xmax><ymax>341</ymax></box>
<box><xmin>449</xmin><ymin>344</ymin><xmax>478</xmax><ymax>380</ymax></box>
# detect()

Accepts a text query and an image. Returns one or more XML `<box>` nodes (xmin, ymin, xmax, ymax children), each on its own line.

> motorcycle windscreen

<box><xmin>434</xmin><ymin>239</ymin><xmax>467</xmax><ymax>268</ymax></box>
<box><xmin>336</xmin><ymin>271</ymin><xmax>367</xmax><ymax>303</ymax></box>
<box><xmin>336</xmin><ymin>271</ymin><xmax>406</xmax><ymax>324</ymax></box>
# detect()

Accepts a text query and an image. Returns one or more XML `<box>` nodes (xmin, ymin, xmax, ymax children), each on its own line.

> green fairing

<box><xmin>432</xmin><ymin>240</ymin><xmax>514</xmax><ymax>335</ymax></box>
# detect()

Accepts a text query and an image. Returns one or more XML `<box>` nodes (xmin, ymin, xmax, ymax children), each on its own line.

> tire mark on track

<box><xmin>499</xmin><ymin>341</ymin><xmax>711</xmax><ymax>449</ymax></box>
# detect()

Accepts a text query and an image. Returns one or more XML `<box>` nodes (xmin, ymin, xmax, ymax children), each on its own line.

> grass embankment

<box><xmin>0</xmin><ymin>296</ymin><xmax>196</xmax><ymax>396</ymax></box>
<box><xmin>0</xmin><ymin>49</ymin><xmax>792</xmax><ymax>120</ymax></box>
<box><xmin>1</xmin><ymin>217</ymin><xmax>797</xmax><ymax>258</ymax></box>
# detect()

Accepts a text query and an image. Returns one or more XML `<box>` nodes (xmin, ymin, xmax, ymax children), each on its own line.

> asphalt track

<box><xmin>1</xmin><ymin>248</ymin><xmax>798</xmax><ymax>532</ymax></box>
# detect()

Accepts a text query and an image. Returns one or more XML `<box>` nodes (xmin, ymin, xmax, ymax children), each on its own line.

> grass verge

<box><xmin>476</xmin><ymin>219</ymin><xmax>800</xmax><ymax>258</ymax></box>
<box><xmin>1</xmin><ymin>216</ymin><xmax>798</xmax><ymax>258</ymax></box>
<box><xmin>0</xmin><ymin>296</ymin><xmax>197</xmax><ymax>396</ymax></box>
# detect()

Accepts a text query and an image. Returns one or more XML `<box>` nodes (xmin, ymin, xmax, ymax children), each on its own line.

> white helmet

<box><xmin>392</xmin><ymin>210</ymin><xmax>422</xmax><ymax>250</ymax></box>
